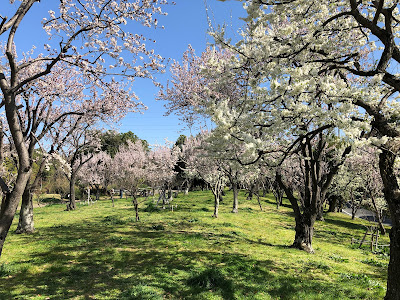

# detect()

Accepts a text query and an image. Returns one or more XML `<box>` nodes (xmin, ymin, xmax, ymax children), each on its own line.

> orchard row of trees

<box><xmin>159</xmin><ymin>1</ymin><xmax>400</xmax><ymax>299</ymax></box>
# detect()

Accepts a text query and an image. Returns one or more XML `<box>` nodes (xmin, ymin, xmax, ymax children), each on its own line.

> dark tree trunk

<box><xmin>316</xmin><ymin>202</ymin><xmax>325</xmax><ymax>221</ymax></box>
<box><xmin>257</xmin><ymin>194</ymin><xmax>263</xmax><ymax>211</ymax></box>
<box><xmin>67</xmin><ymin>174</ymin><xmax>77</xmax><ymax>211</ymax></box>
<box><xmin>267</xmin><ymin>178</ymin><xmax>283</xmax><ymax>209</ymax></box>
<box><xmin>95</xmin><ymin>185</ymin><xmax>100</xmax><ymax>201</ymax></box>
<box><xmin>0</xmin><ymin>193</ymin><xmax>19</xmax><ymax>256</ymax></box>
<box><xmin>133</xmin><ymin>197</ymin><xmax>140</xmax><ymax>221</ymax></box>
<box><xmin>292</xmin><ymin>208</ymin><xmax>316</xmax><ymax>253</ymax></box>
<box><xmin>168</xmin><ymin>187</ymin><xmax>173</xmax><ymax>202</ymax></box>
<box><xmin>0</xmin><ymin>120</ymin><xmax>32</xmax><ymax>256</ymax></box>
<box><xmin>351</xmin><ymin>199</ymin><xmax>357</xmax><ymax>220</ymax></box>
<box><xmin>275</xmin><ymin>189</ymin><xmax>283</xmax><ymax>209</ymax></box>
<box><xmin>0</xmin><ymin>193</ymin><xmax>20</xmax><ymax>255</ymax></box>
<box><xmin>247</xmin><ymin>188</ymin><xmax>253</xmax><ymax>201</ymax></box>
<box><xmin>231</xmin><ymin>182</ymin><xmax>239</xmax><ymax>213</ymax></box>
<box><xmin>162</xmin><ymin>194</ymin><xmax>167</xmax><ymax>209</ymax></box>
<box><xmin>212</xmin><ymin>191</ymin><xmax>220</xmax><ymax>218</ymax></box>
<box><xmin>379</xmin><ymin>149</ymin><xmax>400</xmax><ymax>300</ymax></box>
<box><xmin>0</xmin><ymin>167</ymin><xmax>32</xmax><ymax>256</ymax></box>
<box><xmin>15</xmin><ymin>187</ymin><xmax>34</xmax><ymax>234</ymax></box>
<box><xmin>385</xmin><ymin>226</ymin><xmax>400</xmax><ymax>300</ymax></box>
<box><xmin>327</xmin><ymin>195</ymin><xmax>337</xmax><ymax>213</ymax></box>
<box><xmin>277</xmin><ymin>172</ymin><xmax>316</xmax><ymax>253</ymax></box>
<box><xmin>262</xmin><ymin>186</ymin><xmax>268</xmax><ymax>197</ymax></box>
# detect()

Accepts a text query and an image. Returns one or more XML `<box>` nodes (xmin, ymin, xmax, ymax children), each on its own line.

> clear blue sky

<box><xmin>5</xmin><ymin>0</ymin><xmax>246</xmax><ymax>146</ymax></box>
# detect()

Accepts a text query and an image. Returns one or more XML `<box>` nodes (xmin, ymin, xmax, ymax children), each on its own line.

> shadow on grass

<box><xmin>323</xmin><ymin>215</ymin><xmax>367</xmax><ymax>232</ymax></box>
<box><xmin>187</xmin><ymin>267</ymin><xmax>235</xmax><ymax>299</ymax></box>
<box><xmin>261</xmin><ymin>196</ymin><xmax>293</xmax><ymax>209</ymax></box>
<box><xmin>0</xmin><ymin>211</ymin><xmax>385</xmax><ymax>299</ymax></box>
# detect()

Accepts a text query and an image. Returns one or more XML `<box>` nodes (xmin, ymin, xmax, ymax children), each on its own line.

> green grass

<box><xmin>0</xmin><ymin>190</ymin><xmax>389</xmax><ymax>299</ymax></box>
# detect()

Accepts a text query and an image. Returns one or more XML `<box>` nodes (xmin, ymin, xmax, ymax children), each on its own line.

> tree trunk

<box><xmin>271</xmin><ymin>182</ymin><xmax>283</xmax><ymax>210</ymax></box>
<box><xmin>87</xmin><ymin>188</ymin><xmax>91</xmax><ymax>205</ymax></box>
<box><xmin>275</xmin><ymin>191</ymin><xmax>283</xmax><ymax>210</ymax></box>
<box><xmin>385</xmin><ymin>226</ymin><xmax>400</xmax><ymax>300</ymax></box>
<box><xmin>262</xmin><ymin>187</ymin><xmax>268</xmax><ymax>197</ymax></box>
<box><xmin>16</xmin><ymin>155</ymin><xmax>49</xmax><ymax>234</ymax></box>
<box><xmin>213</xmin><ymin>192</ymin><xmax>219</xmax><ymax>218</ymax></box>
<box><xmin>247</xmin><ymin>188</ymin><xmax>253</xmax><ymax>201</ymax></box>
<box><xmin>276</xmin><ymin>172</ymin><xmax>316</xmax><ymax>253</ymax></box>
<box><xmin>133</xmin><ymin>197</ymin><xmax>139</xmax><ymax>221</ymax></box>
<box><xmin>257</xmin><ymin>194</ymin><xmax>263</xmax><ymax>211</ymax></box>
<box><xmin>232</xmin><ymin>183</ymin><xmax>239</xmax><ymax>213</ymax></box>
<box><xmin>370</xmin><ymin>194</ymin><xmax>386</xmax><ymax>235</ymax></box>
<box><xmin>95</xmin><ymin>185</ymin><xmax>100</xmax><ymax>201</ymax></box>
<box><xmin>316</xmin><ymin>203</ymin><xmax>325</xmax><ymax>221</ymax></box>
<box><xmin>0</xmin><ymin>193</ymin><xmax>21</xmax><ymax>256</ymax></box>
<box><xmin>15</xmin><ymin>187</ymin><xmax>34</xmax><ymax>234</ymax></box>
<box><xmin>292</xmin><ymin>209</ymin><xmax>316</xmax><ymax>253</ymax></box>
<box><xmin>158</xmin><ymin>186</ymin><xmax>166</xmax><ymax>209</ymax></box>
<box><xmin>0</xmin><ymin>170</ymin><xmax>32</xmax><ymax>256</ymax></box>
<box><xmin>350</xmin><ymin>193</ymin><xmax>356</xmax><ymax>220</ymax></box>
<box><xmin>327</xmin><ymin>195</ymin><xmax>337</xmax><ymax>213</ymax></box>
<box><xmin>184</xmin><ymin>179</ymin><xmax>191</xmax><ymax>195</ymax></box>
<box><xmin>168</xmin><ymin>187</ymin><xmax>173</xmax><ymax>202</ymax></box>
<box><xmin>110</xmin><ymin>190</ymin><xmax>114</xmax><ymax>207</ymax></box>
<box><xmin>379</xmin><ymin>149</ymin><xmax>400</xmax><ymax>300</ymax></box>
<box><xmin>67</xmin><ymin>175</ymin><xmax>77</xmax><ymax>211</ymax></box>
<box><xmin>0</xmin><ymin>91</ymin><xmax>33</xmax><ymax>256</ymax></box>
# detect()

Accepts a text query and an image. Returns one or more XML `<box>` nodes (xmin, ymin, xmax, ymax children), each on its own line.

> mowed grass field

<box><xmin>0</xmin><ymin>190</ymin><xmax>390</xmax><ymax>299</ymax></box>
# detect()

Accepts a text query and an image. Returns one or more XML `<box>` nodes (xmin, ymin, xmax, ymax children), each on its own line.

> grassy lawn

<box><xmin>0</xmin><ymin>190</ymin><xmax>389</xmax><ymax>299</ymax></box>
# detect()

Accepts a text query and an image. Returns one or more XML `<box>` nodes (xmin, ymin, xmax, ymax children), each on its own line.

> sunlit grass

<box><xmin>0</xmin><ymin>190</ymin><xmax>389</xmax><ymax>299</ymax></box>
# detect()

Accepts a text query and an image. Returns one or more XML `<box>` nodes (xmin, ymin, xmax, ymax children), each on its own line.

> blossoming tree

<box><xmin>215</xmin><ymin>1</ymin><xmax>400</xmax><ymax>296</ymax></box>
<box><xmin>78</xmin><ymin>151</ymin><xmax>113</xmax><ymax>204</ymax></box>
<box><xmin>147</xmin><ymin>143</ymin><xmax>179</xmax><ymax>208</ymax></box>
<box><xmin>113</xmin><ymin>140</ymin><xmax>148</xmax><ymax>221</ymax></box>
<box><xmin>180</xmin><ymin>133</ymin><xmax>227</xmax><ymax>218</ymax></box>
<box><xmin>0</xmin><ymin>0</ymin><xmax>169</xmax><ymax>256</ymax></box>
